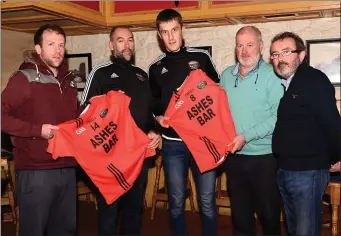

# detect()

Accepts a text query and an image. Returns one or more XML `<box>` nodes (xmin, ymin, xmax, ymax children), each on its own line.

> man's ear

<box><xmin>259</xmin><ymin>40</ymin><xmax>264</xmax><ymax>53</ymax></box>
<box><xmin>299</xmin><ymin>51</ymin><xmax>306</xmax><ymax>63</ymax></box>
<box><xmin>35</xmin><ymin>44</ymin><xmax>42</xmax><ymax>55</ymax></box>
<box><xmin>157</xmin><ymin>31</ymin><xmax>162</xmax><ymax>39</ymax></box>
<box><xmin>108</xmin><ymin>41</ymin><xmax>114</xmax><ymax>51</ymax></box>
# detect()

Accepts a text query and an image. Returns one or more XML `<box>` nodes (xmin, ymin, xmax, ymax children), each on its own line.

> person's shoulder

<box><xmin>298</xmin><ymin>64</ymin><xmax>330</xmax><ymax>84</ymax></box>
<box><xmin>306</xmin><ymin>65</ymin><xmax>334</xmax><ymax>89</ymax></box>
<box><xmin>131</xmin><ymin>65</ymin><xmax>148</xmax><ymax>77</ymax></box>
<box><xmin>90</xmin><ymin>61</ymin><xmax>114</xmax><ymax>74</ymax></box>
<box><xmin>148</xmin><ymin>53</ymin><xmax>166</xmax><ymax>70</ymax></box>
<box><xmin>185</xmin><ymin>47</ymin><xmax>212</xmax><ymax>59</ymax></box>
<box><xmin>221</xmin><ymin>64</ymin><xmax>237</xmax><ymax>78</ymax></box>
<box><xmin>258</xmin><ymin>60</ymin><xmax>281</xmax><ymax>82</ymax></box>
<box><xmin>259</xmin><ymin>60</ymin><xmax>275</xmax><ymax>73</ymax></box>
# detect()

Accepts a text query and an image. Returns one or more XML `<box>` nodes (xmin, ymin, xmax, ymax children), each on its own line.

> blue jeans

<box><xmin>277</xmin><ymin>168</ymin><xmax>330</xmax><ymax>236</ymax></box>
<box><xmin>162</xmin><ymin>139</ymin><xmax>217</xmax><ymax>236</ymax></box>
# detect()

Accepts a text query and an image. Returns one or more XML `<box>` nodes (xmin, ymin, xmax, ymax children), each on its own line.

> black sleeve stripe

<box><xmin>147</xmin><ymin>53</ymin><xmax>166</xmax><ymax>77</ymax></box>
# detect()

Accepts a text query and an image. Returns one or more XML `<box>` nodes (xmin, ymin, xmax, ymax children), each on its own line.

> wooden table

<box><xmin>325</xmin><ymin>181</ymin><xmax>340</xmax><ymax>236</ymax></box>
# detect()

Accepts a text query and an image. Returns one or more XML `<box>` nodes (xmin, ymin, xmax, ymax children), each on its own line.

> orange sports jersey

<box><xmin>164</xmin><ymin>69</ymin><xmax>236</xmax><ymax>173</ymax></box>
<box><xmin>47</xmin><ymin>91</ymin><xmax>155</xmax><ymax>204</ymax></box>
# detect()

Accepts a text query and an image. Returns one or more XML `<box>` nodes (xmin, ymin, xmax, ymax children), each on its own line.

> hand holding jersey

<box><xmin>228</xmin><ymin>134</ymin><xmax>246</xmax><ymax>153</ymax></box>
<box><xmin>47</xmin><ymin>91</ymin><xmax>155</xmax><ymax>204</ymax></box>
<box><xmin>41</xmin><ymin>124</ymin><xmax>59</xmax><ymax>139</ymax></box>
<box><xmin>155</xmin><ymin>115</ymin><xmax>170</xmax><ymax>128</ymax></box>
<box><xmin>147</xmin><ymin>130</ymin><xmax>161</xmax><ymax>149</ymax></box>
<box><xmin>163</xmin><ymin>69</ymin><xmax>237</xmax><ymax>173</ymax></box>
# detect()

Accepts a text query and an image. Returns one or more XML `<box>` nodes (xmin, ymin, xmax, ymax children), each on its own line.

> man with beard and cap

<box><xmin>220</xmin><ymin>26</ymin><xmax>283</xmax><ymax>236</ymax></box>
<box><xmin>80</xmin><ymin>26</ymin><xmax>161</xmax><ymax>236</ymax></box>
<box><xmin>271</xmin><ymin>31</ymin><xmax>341</xmax><ymax>236</ymax></box>
<box><xmin>1</xmin><ymin>24</ymin><xmax>78</xmax><ymax>236</ymax></box>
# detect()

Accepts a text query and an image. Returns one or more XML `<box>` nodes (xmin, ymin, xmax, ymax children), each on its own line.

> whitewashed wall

<box><xmin>2</xmin><ymin>17</ymin><xmax>340</xmax><ymax>87</ymax></box>
<box><xmin>65</xmin><ymin>17</ymin><xmax>340</xmax><ymax>74</ymax></box>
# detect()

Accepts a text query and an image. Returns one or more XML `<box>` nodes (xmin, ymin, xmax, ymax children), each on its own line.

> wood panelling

<box><xmin>1</xmin><ymin>1</ymin><xmax>340</xmax><ymax>35</ymax></box>
<box><xmin>211</xmin><ymin>1</ymin><xmax>247</xmax><ymax>5</ymax></box>
<box><xmin>70</xmin><ymin>1</ymin><xmax>100</xmax><ymax>12</ymax></box>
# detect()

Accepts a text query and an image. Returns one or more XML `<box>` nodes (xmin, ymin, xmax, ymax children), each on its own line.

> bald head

<box><xmin>235</xmin><ymin>25</ymin><xmax>264</xmax><ymax>69</ymax></box>
<box><xmin>236</xmin><ymin>26</ymin><xmax>263</xmax><ymax>43</ymax></box>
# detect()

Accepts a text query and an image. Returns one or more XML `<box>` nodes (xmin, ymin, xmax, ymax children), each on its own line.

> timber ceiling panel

<box><xmin>2</xmin><ymin>19</ymin><xmax>91</xmax><ymax>32</ymax></box>
<box><xmin>1</xmin><ymin>1</ymin><xmax>340</xmax><ymax>35</ymax></box>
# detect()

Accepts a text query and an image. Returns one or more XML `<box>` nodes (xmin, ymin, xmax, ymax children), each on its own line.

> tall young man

<box><xmin>149</xmin><ymin>9</ymin><xmax>220</xmax><ymax>236</ymax></box>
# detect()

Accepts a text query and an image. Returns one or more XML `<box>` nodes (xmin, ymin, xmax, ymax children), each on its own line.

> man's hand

<box><xmin>330</xmin><ymin>161</ymin><xmax>341</xmax><ymax>172</ymax></box>
<box><xmin>147</xmin><ymin>131</ymin><xmax>161</xmax><ymax>149</ymax></box>
<box><xmin>41</xmin><ymin>124</ymin><xmax>59</xmax><ymax>139</ymax></box>
<box><xmin>228</xmin><ymin>134</ymin><xmax>246</xmax><ymax>154</ymax></box>
<box><xmin>155</xmin><ymin>115</ymin><xmax>170</xmax><ymax>128</ymax></box>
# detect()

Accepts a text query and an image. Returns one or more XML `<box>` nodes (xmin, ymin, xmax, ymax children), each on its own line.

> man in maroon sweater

<box><xmin>1</xmin><ymin>24</ymin><xmax>78</xmax><ymax>236</ymax></box>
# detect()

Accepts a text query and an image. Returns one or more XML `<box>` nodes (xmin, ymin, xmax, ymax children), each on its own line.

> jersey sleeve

<box><xmin>47</xmin><ymin>129</ymin><xmax>75</xmax><ymax>159</ymax></box>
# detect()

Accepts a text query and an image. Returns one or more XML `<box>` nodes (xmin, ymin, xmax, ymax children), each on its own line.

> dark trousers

<box><xmin>17</xmin><ymin>168</ymin><xmax>77</xmax><ymax>236</ymax></box>
<box><xmin>97</xmin><ymin>160</ymin><xmax>150</xmax><ymax>236</ymax></box>
<box><xmin>277</xmin><ymin>168</ymin><xmax>329</xmax><ymax>236</ymax></box>
<box><xmin>162</xmin><ymin>139</ymin><xmax>217</xmax><ymax>236</ymax></box>
<box><xmin>225</xmin><ymin>154</ymin><xmax>281</xmax><ymax>236</ymax></box>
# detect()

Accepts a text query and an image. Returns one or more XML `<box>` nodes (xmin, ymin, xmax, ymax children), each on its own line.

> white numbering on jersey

<box><xmin>175</xmin><ymin>100</ymin><xmax>184</xmax><ymax>109</ymax></box>
<box><xmin>76</xmin><ymin>127</ymin><xmax>86</xmax><ymax>135</ymax></box>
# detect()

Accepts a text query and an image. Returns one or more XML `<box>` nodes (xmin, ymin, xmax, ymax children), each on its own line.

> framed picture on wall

<box><xmin>65</xmin><ymin>53</ymin><xmax>92</xmax><ymax>91</ymax></box>
<box><xmin>306</xmin><ymin>38</ymin><xmax>340</xmax><ymax>86</ymax></box>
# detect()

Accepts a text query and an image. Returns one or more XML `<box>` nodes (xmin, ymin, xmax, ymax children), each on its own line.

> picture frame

<box><xmin>192</xmin><ymin>46</ymin><xmax>212</xmax><ymax>56</ymax></box>
<box><xmin>306</xmin><ymin>38</ymin><xmax>340</xmax><ymax>86</ymax></box>
<box><xmin>65</xmin><ymin>53</ymin><xmax>92</xmax><ymax>91</ymax></box>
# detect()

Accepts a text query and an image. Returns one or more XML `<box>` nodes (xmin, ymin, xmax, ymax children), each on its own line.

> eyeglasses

<box><xmin>270</xmin><ymin>50</ymin><xmax>302</xmax><ymax>60</ymax></box>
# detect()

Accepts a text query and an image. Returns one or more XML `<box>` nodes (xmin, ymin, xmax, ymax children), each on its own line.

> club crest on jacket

<box><xmin>188</xmin><ymin>61</ymin><xmax>199</xmax><ymax>70</ymax></box>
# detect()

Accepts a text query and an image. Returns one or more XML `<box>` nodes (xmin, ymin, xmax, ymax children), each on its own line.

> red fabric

<box><xmin>47</xmin><ymin>91</ymin><xmax>155</xmax><ymax>204</ymax></box>
<box><xmin>165</xmin><ymin>70</ymin><xmax>236</xmax><ymax>173</ymax></box>
<box><xmin>114</xmin><ymin>1</ymin><xmax>198</xmax><ymax>13</ymax></box>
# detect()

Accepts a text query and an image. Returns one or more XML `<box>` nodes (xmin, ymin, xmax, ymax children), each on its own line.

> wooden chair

<box><xmin>215</xmin><ymin>173</ymin><xmax>230</xmax><ymax>214</ymax></box>
<box><xmin>324</xmin><ymin>181</ymin><xmax>340</xmax><ymax>236</ymax></box>
<box><xmin>77</xmin><ymin>180</ymin><xmax>98</xmax><ymax>210</ymax></box>
<box><xmin>150</xmin><ymin>155</ymin><xmax>195</xmax><ymax>219</ymax></box>
<box><xmin>1</xmin><ymin>156</ymin><xmax>19</xmax><ymax>236</ymax></box>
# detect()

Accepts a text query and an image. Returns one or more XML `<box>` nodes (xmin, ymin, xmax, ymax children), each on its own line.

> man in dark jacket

<box><xmin>1</xmin><ymin>24</ymin><xmax>78</xmax><ymax>236</ymax></box>
<box><xmin>270</xmin><ymin>31</ymin><xmax>341</xmax><ymax>236</ymax></box>
<box><xmin>80</xmin><ymin>26</ymin><xmax>160</xmax><ymax>236</ymax></box>
<box><xmin>149</xmin><ymin>9</ymin><xmax>220</xmax><ymax>236</ymax></box>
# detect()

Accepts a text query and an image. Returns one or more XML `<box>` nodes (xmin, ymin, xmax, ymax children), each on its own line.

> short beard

<box><xmin>41</xmin><ymin>52</ymin><xmax>63</xmax><ymax>69</ymax></box>
<box><xmin>277</xmin><ymin>58</ymin><xmax>300</xmax><ymax>79</ymax></box>
<box><xmin>111</xmin><ymin>49</ymin><xmax>135</xmax><ymax>65</ymax></box>
<box><xmin>238</xmin><ymin>53</ymin><xmax>261</xmax><ymax>68</ymax></box>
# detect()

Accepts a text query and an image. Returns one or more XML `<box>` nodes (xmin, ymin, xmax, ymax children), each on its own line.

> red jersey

<box><xmin>164</xmin><ymin>69</ymin><xmax>236</xmax><ymax>173</ymax></box>
<box><xmin>47</xmin><ymin>91</ymin><xmax>155</xmax><ymax>204</ymax></box>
